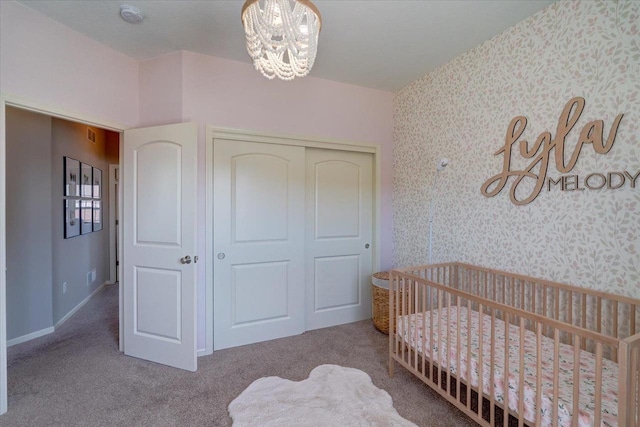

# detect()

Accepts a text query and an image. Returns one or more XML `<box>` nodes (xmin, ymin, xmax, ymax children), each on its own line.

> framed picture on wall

<box><xmin>81</xmin><ymin>200</ymin><xmax>93</xmax><ymax>235</ymax></box>
<box><xmin>92</xmin><ymin>167</ymin><xmax>102</xmax><ymax>199</ymax></box>
<box><xmin>64</xmin><ymin>157</ymin><xmax>80</xmax><ymax>197</ymax></box>
<box><xmin>64</xmin><ymin>199</ymin><xmax>81</xmax><ymax>238</ymax></box>
<box><xmin>81</xmin><ymin>163</ymin><xmax>92</xmax><ymax>198</ymax></box>
<box><xmin>93</xmin><ymin>201</ymin><xmax>103</xmax><ymax>231</ymax></box>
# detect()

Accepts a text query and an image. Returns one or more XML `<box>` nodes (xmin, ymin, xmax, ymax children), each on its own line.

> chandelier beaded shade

<box><xmin>241</xmin><ymin>0</ymin><xmax>322</xmax><ymax>81</ymax></box>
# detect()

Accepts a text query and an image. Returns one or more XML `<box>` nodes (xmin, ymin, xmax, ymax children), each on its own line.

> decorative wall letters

<box><xmin>480</xmin><ymin>97</ymin><xmax>636</xmax><ymax>205</ymax></box>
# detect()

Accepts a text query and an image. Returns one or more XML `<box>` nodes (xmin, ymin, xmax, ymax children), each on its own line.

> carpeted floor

<box><xmin>2</xmin><ymin>284</ymin><xmax>475</xmax><ymax>427</ymax></box>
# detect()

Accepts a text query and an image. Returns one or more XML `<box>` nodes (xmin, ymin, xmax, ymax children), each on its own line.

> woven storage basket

<box><xmin>372</xmin><ymin>272</ymin><xmax>391</xmax><ymax>334</ymax></box>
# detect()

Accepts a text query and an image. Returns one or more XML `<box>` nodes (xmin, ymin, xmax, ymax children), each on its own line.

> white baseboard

<box><xmin>7</xmin><ymin>326</ymin><xmax>55</xmax><ymax>347</ymax></box>
<box><xmin>54</xmin><ymin>281</ymin><xmax>108</xmax><ymax>329</ymax></box>
<box><xmin>197</xmin><ymin>348</ymin><xmax>212</xmax><ymax>357</ymax></box>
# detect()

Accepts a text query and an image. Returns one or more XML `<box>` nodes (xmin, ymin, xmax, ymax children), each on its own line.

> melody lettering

<box><xmin>481</xmin><ymin>97</ymin><xmax>625</xmax><ymax>205</ymax></box>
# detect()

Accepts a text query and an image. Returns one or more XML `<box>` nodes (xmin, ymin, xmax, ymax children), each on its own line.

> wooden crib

<box><xmin>388</xmin><ymin>262</ymin><xmax>640</xmax><ymax>426</ymax></box>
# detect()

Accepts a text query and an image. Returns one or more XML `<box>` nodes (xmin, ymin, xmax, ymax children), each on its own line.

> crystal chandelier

<box><xmin>241</xmin><ymin>0</ymin><xmax>322</xmax><ymax>81</ymax></box>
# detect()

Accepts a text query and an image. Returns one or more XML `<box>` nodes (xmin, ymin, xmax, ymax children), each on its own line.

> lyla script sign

<box><xmin>481</xmin><ymin>97</ymin><xmax>637</xmax><ymax>205</ymax></box>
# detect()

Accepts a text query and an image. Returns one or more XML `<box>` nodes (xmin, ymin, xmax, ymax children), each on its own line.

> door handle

<box><xmin>180</xmin><ymin>255</ymin><xmax>192</xmax><ymax>265</ymax></box>
<box><xmin>194</xmin><ymin>256</ymin><xmax>199</xmax><ymax>264</ymax></box>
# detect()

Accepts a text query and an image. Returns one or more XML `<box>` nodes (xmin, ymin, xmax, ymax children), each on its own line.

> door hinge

<box><xmin>116</xmin><ymin>220</ymin><xmax>119</xmax><ymax>225</ymax></box>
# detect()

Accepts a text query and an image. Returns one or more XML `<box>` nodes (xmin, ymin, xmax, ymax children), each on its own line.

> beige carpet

<box><xmin>229</xmin><ymin>364</ymin><xmax>417</xmax><ymax>426</ymax></box>
<box><xmin>3</xmin><ymin>284</ymin><xmax>476</xmax><ymax>426</ymax></box>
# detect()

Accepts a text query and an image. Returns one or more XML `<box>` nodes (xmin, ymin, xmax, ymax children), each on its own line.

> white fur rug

<box><xmin>228</xmin><ymin>364</ymin><xmax>417</xmax><ymax>426</ymax></box>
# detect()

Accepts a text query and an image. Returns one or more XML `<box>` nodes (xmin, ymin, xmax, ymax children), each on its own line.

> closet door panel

<box><xmin>213</xmin><ymin>139</ymin><xmax>305</xmax><ymax>350</ymax></box>
<box><xmin>305</xmin><ymin>149</ymin><xmax>374</xmax><ymax>330</ymax></box>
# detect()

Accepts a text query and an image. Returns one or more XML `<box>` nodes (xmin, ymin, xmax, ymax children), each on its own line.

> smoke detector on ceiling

<box><xmin>120</xmin><ymin>5</ymin><xmax>144</xmax><ymax>24</ymax></box>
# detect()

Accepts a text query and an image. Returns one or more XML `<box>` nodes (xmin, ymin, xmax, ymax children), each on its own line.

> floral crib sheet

<box><xmin>396</xmin><ymin>307</ymin><xmax>619</xmax><ymax>426</ymax></box>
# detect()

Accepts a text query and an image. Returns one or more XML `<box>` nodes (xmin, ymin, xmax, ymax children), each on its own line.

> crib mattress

<box><xmin>396</xmin><ymin>307</ymin><xmax>618</xmax><ymax>427</ymax></box>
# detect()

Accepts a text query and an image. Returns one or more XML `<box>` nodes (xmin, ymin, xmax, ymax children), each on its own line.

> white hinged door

<box><xmin>123</xmin><ymin>122</ymin><xmax>197</xmax><ymax>371</ymax></box>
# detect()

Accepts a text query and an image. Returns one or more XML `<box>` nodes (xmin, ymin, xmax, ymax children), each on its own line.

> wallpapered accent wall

<box><xmin>393</xmin><ymin>0</ymin><xmax>640</xmax><ymax>298</ymax></box>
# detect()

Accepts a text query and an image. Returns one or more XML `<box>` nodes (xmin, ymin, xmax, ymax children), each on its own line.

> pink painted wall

<box><xmin>138</xmin><ymin>52</ymin><xmax>183</xmax><ymax>127</ymax></box>
<box><xmin>0</xmin><ymin>1</ymin><xmax>139</xmax><ymax>127</ymax></box>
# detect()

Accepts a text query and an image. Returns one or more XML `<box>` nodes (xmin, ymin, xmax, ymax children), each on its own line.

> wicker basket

<box><xmin>372</xmin><ymin>272</ymin><xmax>391</xmax><ymax>334</ymax></box>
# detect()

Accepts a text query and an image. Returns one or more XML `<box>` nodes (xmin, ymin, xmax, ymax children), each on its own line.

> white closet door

<box><xmin>305</xmin><ymin>149</ymin><xmax>373</xmax><ymax>330</ymax></box>
<box><xmin>213</xmin><ymin>139</ymin><xmax>305</xmax><ymax>350</ymax></box>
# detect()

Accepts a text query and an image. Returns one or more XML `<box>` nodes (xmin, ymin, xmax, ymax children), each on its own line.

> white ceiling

<box><xmin>17</xmin><ymin>0</ymin><xmax>555</xmax><ymax>91</ymax></box>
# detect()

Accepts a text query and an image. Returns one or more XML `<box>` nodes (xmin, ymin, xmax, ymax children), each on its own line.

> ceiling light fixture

<box><xmin>241</xmin><ymin>0</ymin><xmax>322</xmax><ymax>81</ymax></box>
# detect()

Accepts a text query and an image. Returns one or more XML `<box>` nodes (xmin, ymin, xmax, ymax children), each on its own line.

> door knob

<box><xmin>180</xmin><ymin>255</ymin><xmax>192</xmax><ymax>264</ymax></box>
<box><xmin>194</xmin><ymin>256</ymin><xmax>199</xmax><ymax>264</ymax></box>
<box><xmin>217</xmin><ymin>253</ymin><xmax>225</xmax><ymax>260</ymax></box>
<box><xmin>365</xmin><ymin>243</ymin><xmax>370</xmax><ymax>249</ymax></box>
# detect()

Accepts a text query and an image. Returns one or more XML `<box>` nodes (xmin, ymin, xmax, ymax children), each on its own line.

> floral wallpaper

<box><xmin>393</xmin><ymin>0</ymin><xmax>640</xmax><ymax>299</ymax></box>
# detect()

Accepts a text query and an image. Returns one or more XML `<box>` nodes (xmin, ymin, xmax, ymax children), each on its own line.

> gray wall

<box><xmin>6</xmin><ymin>107</ymin><xmax>54</xmax><ymax>339</ymax></box>
<box><xmin>51</xmin><ymin>118</ymin><xmax>115</xmax><ymax>325</ymax></box>
<box><xmin>6</xmin><ymin>107</ymin><xmax>118</xmax><ymax>340</ymax></box>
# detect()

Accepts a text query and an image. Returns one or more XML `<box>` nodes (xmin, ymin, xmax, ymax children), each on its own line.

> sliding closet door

<box><xmin>305</xmin><ymin>149</ymin><xmax>373</xmax><ymax>330</ymax></box>
<box><xmin>213</xmin><ymin>139</ymin><xmax>305</xmax><ymax>350</ymax></box>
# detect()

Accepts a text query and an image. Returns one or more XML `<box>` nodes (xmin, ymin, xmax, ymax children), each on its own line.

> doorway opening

<box><xmin>4</xmin><ymin>106</ymin><xmax>121</xmax><ymax>359</ymax></box>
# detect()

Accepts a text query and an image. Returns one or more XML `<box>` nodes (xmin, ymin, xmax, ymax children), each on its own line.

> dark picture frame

<box><xmin>92</xmin><ymin>167</ymin><xmax>102</xmax><ymax>199</ymax></box>
<box><xmin>64</xmin><ymin>199</ymin><xmax>81</xmax><ymax>238</ymax></box>
<box><xmin>80</xmin><ymin>200</ymin><xmax>93</xmax><ymax>235</ymax></box>
<box><xmin>64</xmin><ymin>157</ymin><xmax>80</xmax><ymax>197</ymax></box>
<box><xmin>81</xmin><ymin>163</ymin><xmax>92</xmax><ymax>198</ymax></box>
<box><xmin>93</xmin><ymin>201</ymin><xmax>103</xmax><ymax>231</ymax></box>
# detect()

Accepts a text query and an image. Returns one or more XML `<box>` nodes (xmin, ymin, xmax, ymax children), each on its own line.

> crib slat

<box><xmin>401</xmin><ymin>278</ymin><xmax>406</xmax><ymax>363</ymax></box>
<box><xmin>502</xmin><ymin>276</ymin><xmax>506</xmax><ymax>306</ymax></box>
<box><xmin>413</xmin><ymin>280</ymin><xmax>419</xmax><ymax>372</ymax></box>
<box><xmin>581</xmin><ymin>293</ymin><xmax>587</xmax><ymax>350</ymax></box>
<box><xmin>613</xmin><ymin>300</ymin><xmax>618</xmax><ymax>362</ymax></box>
<box><xmin>478</xmin><ymin>303</ymin><xmax>484</xmax><ymax>419</ymax></box>
<box><xmin>594</xmin><ymin>342</ymin><xmax>603</xmax><ymax>426</ymax></box>
<box><xmin>456</xmin><ymin>293</ymin><xmax>462</xmax><ymax>406</ymax></box>
<box><xmin>393</xmin><ymin>275</ymin><xmax>397</xmax><ymax>357</ymax></box>
<box><xmin>518</xmin><ymin>317</ymin><xmax>525</xmax><ymax>427</ymax></box>
<box><xmin>571</xmin><ymin>334</ymin><xmax>580</xmax><ymax>427</ymax></box>
<box><xmin>454</xmin><ymin>264</ymin><xmax>458</xmax><ymax>290</ymax></box>
<box><xmin>446</xmin><ymin>292</ymin><xmax>451</xmax><ymax>395</ymax></box>
<box><xmin>438</xmin><ymin>288</ymin><xmax>443</xmax><ymax>385</ymax></box>
<box><xmin>552</xmin><ymin>329</ymin><xmax>560</xmax><ymax>427</ymax></box>
<box><xmin>467</xmin><ymin>299</ymin><xmax>472</xmax><ymax>411</ymax></box>
<box><xmin>511</xmin><ymin>277</ymin><xmax>515</xmax><ymax>308</ymax></box>
<box><xmin>555</xmin><ymin>287</ymin><xmax>560</xmax><ymax>321</ymax></box>
<box><xmin>389</xmin><ymin>274</ymin><xmax>395</xmax><ymax>374</ymax></box>
<box><xmin>492</xmin><ymin>272</ymin><xmax>496</xmax><ymax>304</ymax></box>
<box><xmin>543</xmin><ymin>286</ymin><xmax>548</xmax><ymax>335</ymax></box>
<box><xmin>531</xmin><ymin>282</ymin><xmax>536</xmax><ymax>324</ymax></box>
<box><xmin>504</xmin><ymin>312</ymin><xmax>510</xmax><ymax>427</ymax></box>
<box><xmin>596</xmin><ymin>296</ymin><xmax>602</xmax><ymax>334</ymax></box>
<box><xmin>535</xmin><ymin>322</ymin><xmax>542</xmax><ymax>427</ymax></box>
<box><xmin>422</xmin><ymin>282</ymin><xmax>427</xmax><ymax>376</ymax></box>
<box><xmin>429</xmin><ymin>290</ymin><xmax>434</xmax><ymax>385</ymax></box>
<box><xmin>633</xmin><ymin>348</ymin><xmax>640</xmax><ymax>427</ymax></box>
<box><xmin>408</xmin><ymin>278</ymin><xmax>413</xmax><ymax>364</ymax></box>
<box><xmin>568</xmin><ymin>290</ymin><xmax>573</xmax><ymax>326</ymax></box>
<box><xmin>632</xmin><ymin>304</ymin><xmax>637</xmax><ymax>337</ymax></box>
<box><xmin>490</xmin><ymin>309</ymin><xmax>496</xmax><ymax>425</ymax></box>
